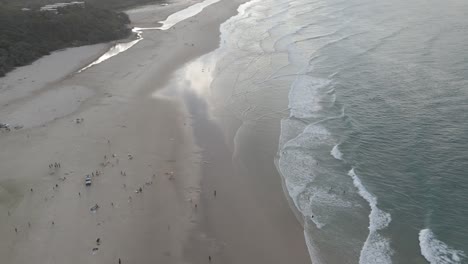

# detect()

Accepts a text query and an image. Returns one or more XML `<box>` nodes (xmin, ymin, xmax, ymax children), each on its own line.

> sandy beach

<box><xmin>0</xmin><ymin>0</ymin><xmax>310</xmax><ymax>263</ymax></box>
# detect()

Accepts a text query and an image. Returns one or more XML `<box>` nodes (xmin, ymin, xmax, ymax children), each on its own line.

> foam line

<box><xmin>348</xmin><ymin>168</ymin><xmax>392</xmax><ymax>264</ymax></box>
<box><xmin>419</xmin><ymin>229</ymin><xmax>466</xmax><ymax>264</ymax></box>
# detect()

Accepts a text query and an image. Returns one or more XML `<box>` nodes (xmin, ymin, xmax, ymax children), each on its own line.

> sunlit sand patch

<box><xmin>78</xmin><ymin>0</ymin><xmax>222</xmax><ymax>72</ymax></box>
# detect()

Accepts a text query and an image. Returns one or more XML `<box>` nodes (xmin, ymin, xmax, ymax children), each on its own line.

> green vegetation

<box><xmin>0</xmin><ymin>1</ymin><xmax>155</xmax><ymax>76</ymax></box>
<box><xmin>87</xmin><ymin>0</ymin><xmax>164</xmax><ymax>10</ymax></box>
<box><xmin>0</xmin><ymin>0</ymin><xmax>163</xmax><ymax>11</ymax></box>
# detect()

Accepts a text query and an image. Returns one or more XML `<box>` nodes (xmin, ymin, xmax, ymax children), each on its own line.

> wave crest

<box><xmin>348</xmin><ymin>168</ymin><xmax>392</xmax><ymax>263</ymax></box>
<box><xmin>419</xmin><ymin>229</ymin><xmax>466</xmax><ymax>264</ymax></box>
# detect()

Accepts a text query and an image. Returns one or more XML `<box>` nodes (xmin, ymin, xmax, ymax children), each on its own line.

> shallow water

<box><xmin>79</xmin><ymin>0</ymin><xmax>222</xmax><ymax>72</ymax></box>
<box><xmin>181</xmin><ymin>0</ymin><xmax>468</xmax><ymax>262</ymax></box>
<box><xmin>78</xmin><ymin>28</ymin><xmax>143</xmax><ymax>72</ymax></box>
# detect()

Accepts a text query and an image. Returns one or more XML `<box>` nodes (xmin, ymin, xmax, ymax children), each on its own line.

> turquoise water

<box><xmin>214</xmin><ymin>0</ymin><xmax>468</xmax><ymax>262</ymax></box>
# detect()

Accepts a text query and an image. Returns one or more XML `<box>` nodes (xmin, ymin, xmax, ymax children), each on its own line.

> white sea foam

<box><xmin>419</xmin><ymin>229</ymin><xmax>466</xmax><ymax>264</ymax></box>
<box><xmin>330</xmin><ymin>93</ymin><xmax>336</xmax><ymax>104</ymax></box>
<box><xmin>348</xmin><ymin>168</ymin><xmax>392</xmax><ymax>264</ymax></box>
<box><xmin>219</xmin><ymin>0</ymin><xmax>264</xmax><ymax>52</ymax></box>
<box><xmin>279</xmin><ymin>123</ymin><xmax>332</xmax><ymax>229</ymax></box>
<box><xmin>213</xmin><ymin>0</ymin><xmax>389</xmax><ymax>262</ymax></box>
<box><xmin>359</xmin><ymin>232</ymin><xmax>392</xmax><ymax>264</ymax></box>
<box><xmin>288</xmin><ymin>75</ymin><xmax>331</xmax><ymax>119</ymax></box>
<box><xmin>304</xmin><ymin>185</ymin><xmax>359</xmax><ymax>228</ymax></box>
<box><xmin>331</xmin><ymin>144</ymin><xmax>343</xmax><ymax>160</ymax></box>
<box><xmin>284</xmin><ymin>124</ymin><xmax>331</xmax><ymax>148</ymax></box>
<box><xmin>307</xmin><ymin>186</ymin><xmax>355</xmax><ymax>208</ymax></box>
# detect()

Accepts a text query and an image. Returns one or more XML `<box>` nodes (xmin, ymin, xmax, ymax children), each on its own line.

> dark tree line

<box><xmin>0</xmin><ymin>4</ymin><xmax>132</xmax><ymax>76</ymax></box>
<box><xmin>0</xmin><ymin>0</ymin><xmax>163</xmax><ymax>11</ymax></box>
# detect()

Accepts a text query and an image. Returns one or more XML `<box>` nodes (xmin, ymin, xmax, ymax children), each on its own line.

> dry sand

<box><xmin>0</xmin><ymin>0</ymin><xmax>310</xmax><ymax>263</ymax></box>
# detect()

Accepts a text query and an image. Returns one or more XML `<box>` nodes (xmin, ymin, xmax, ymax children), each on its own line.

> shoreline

<box><xmin>0</xmin><ymin>0</ymin><xmax>311</xmax><ymax>263</ymax></box>
<box><xmin>153</xmin><ymin>0</ymin><xmax>312</xmax><ymax>261</ymax></box>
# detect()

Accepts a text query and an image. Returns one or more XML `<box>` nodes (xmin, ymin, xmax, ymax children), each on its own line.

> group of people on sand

<box><xmin>11</xmin><ymin>138</ymin><xmax>223</xmax><ymax>264</ymax></box>
<box><xmin>49</xmin><ymin>162</ymin><xmax>61</xmax><ymax>168</ymax></box>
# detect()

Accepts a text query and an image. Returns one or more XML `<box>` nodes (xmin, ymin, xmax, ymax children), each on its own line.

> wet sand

<box><xmin>0</xmin><ymin>0</ymin><xmax>310</xmax><ymax>263</ymax></box>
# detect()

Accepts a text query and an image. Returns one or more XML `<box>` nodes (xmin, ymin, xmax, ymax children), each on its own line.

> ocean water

<box><xmin>209</xmin><ymin>0</ymin><xmax>468</xmax><ymax>262</ymax></box>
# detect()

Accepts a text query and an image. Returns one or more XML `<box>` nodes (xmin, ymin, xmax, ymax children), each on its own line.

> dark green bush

<box><xmin>0</xmin><ymin>3</ymin><xmax>132</xmax><ymax>76</ymax></box>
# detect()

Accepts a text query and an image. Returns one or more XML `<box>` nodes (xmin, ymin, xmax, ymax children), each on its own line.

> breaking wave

<box><xmin>419</xmin><ymin>229</ymin><xmax>466</xmax><ymax>264</ymax></box>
